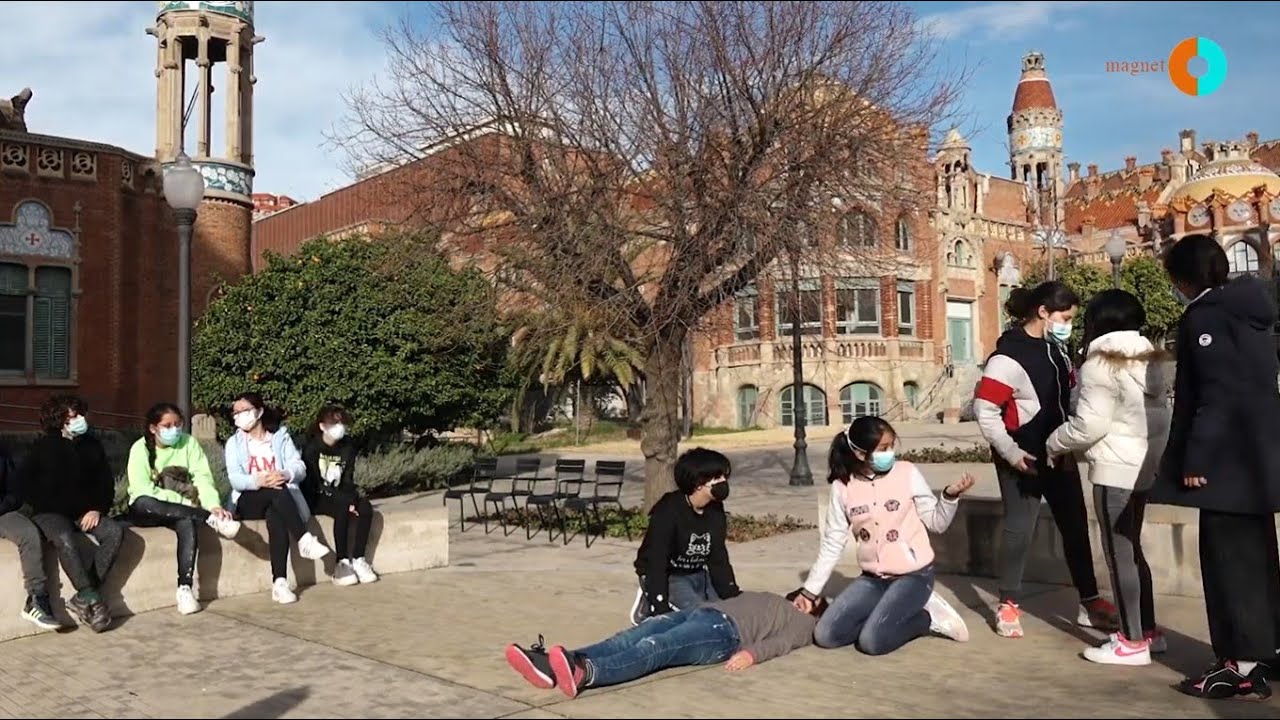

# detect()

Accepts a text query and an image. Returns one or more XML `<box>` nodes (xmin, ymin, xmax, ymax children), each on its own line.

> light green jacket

<box><xmin>125</xmin><ymin>434</ymin><xmax>223</xmax><ymax>510</ymax></box>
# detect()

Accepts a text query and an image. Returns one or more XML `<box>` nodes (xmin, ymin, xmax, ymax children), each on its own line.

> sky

<box><xmin>3</xmin><ymin>1</ymin><xmax>1277</xmax><ymax>203</ymax></box>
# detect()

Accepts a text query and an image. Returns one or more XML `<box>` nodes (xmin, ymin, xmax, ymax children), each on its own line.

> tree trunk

<box><xmin>640</xmin><ymin>327</ymin><xmax>685</xmax><ymax>512</ymax></box>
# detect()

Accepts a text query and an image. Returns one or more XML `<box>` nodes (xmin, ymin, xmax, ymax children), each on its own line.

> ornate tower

<box><xmin>149</xmin><ymin>1</ymin><xmax>262</xmax><ymax>311</ymax></box>
<box><xmin>1007</xmin><ymin>52</ymin><xmax>1064</xmax><ymax>228</ymax></box>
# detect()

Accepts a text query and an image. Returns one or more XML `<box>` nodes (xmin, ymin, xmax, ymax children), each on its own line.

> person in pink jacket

<box><xmin>793</xmin><ymin>416</ymin><xmax>975</xmax><ymax>655</ymax></box>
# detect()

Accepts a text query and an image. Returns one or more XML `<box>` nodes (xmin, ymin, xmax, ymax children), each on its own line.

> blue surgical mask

<box><xmin>1049</xmin><ymin>322</ymin><xmax>1072</xmax><ymax>343</ymax></box>
<box><xmin>870</xmin><ymin>450</ymin><xmax>896</xmax><ymax>474</ymax></box>
<box><xmin>66</xmin><ymin>415</ymin><xmax>88</xmax><ymax>436</ymax></box>
<box><xmin>158</xmin><ymin>427</ymin><xmax>182</xmax><ymax>446</ymax></box>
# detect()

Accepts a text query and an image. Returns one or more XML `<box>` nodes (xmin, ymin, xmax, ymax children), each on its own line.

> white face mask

<box><xmin>233</xmin><ymin>409</ymin><xmax>261</xmax><ymax>432</ymax></box>
<box><xmin>323</xmin><ymin>423</ymin><xmax>346</xmax><ymax>442</ymax></box>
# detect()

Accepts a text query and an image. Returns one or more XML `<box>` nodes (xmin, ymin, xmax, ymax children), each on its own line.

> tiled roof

<box><xmin>1063</xmin><ymin>163</ymin><xmax>1168</xmax><ymax>234</ymax></box>
<box><xmin>1012</xmin><ymin>79</ymin><xmax>1057</xmax><ymax>112</ymax></box>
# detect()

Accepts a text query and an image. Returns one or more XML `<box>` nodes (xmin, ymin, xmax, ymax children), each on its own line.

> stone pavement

<box><xmin>0</xmin><ymin>513</ymin><xmax>1273</xmax><ymax>718</ymax></box>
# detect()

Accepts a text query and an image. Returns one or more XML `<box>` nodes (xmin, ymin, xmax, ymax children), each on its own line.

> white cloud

<box><xmin>919</xmin><ymin>1</ymin><xmax>1125</xmax><ymax>41</ymax></box>
<box><xmin>1</xmin><ymin>1</ymin><xmax>393</xmax><ymax>201</ymax></box>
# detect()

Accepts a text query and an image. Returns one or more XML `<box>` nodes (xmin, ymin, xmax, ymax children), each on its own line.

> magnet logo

<box><xmin>1169</xmin><ymin>37</ymin><xmax>1227</xmax><ymax>97</ymax></box>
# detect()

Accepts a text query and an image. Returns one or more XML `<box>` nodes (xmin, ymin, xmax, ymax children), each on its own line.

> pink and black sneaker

<box><xmin>548</xmin><ymin>645</ymin><xmax>589</xmax><ymax>699</ymax></box>
<box><xmin>1176</xmin><ymin>660</ymin><xmax>1272</xmax><ymax>701</ymax></box>
<box><xmin>504</xmin><ymin>636</ymin><xmax>555</xmax><ymax>690</ymax></box>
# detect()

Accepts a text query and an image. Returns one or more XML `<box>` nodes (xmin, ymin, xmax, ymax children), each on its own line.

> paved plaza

<box><xmin>0</xmin><ymin>480</ymin><xmax>1273</xmax><ymax>719</ymax></box>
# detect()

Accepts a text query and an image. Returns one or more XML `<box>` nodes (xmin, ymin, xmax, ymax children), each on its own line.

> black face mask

<box><xmin>710</xmin><ymin>482</ymin><xmax>730</xmax><ymax>502</ymax></box>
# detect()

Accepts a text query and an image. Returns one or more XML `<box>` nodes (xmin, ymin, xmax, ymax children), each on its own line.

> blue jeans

<box><xmin>668</xmin><ymin>569</ymin><xmax>720</xmax><ymax>609</ymax></box>
<box><xmin>813</xmin><ymin>566</ymin><xmax>934</xmax><ymax>655</ymax></box>
<box><xmin>577</xmin><ymin>607</ymin><xmax>741</xmax><ymax>688</ymax></box>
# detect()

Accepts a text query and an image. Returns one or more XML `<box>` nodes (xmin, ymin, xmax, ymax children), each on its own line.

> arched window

<box><xmin>895</xmin><ymin>216</ymin><xmax>911</xmax><ymax>251</ymax></box>
<box><xmin>948</xmin><ymin>239</ymin><xmax>974</xmax><ymax>268</ymax></box>
<box><xmin>736</xmin><ymin>385</ymin><xmax>759</xmax><ymax>429</ymax></box>
<box><xmin>840</xmin><ymin>382</ymin><xmax>883</xmax><ymax>424</ymax></box>
<box><xmin>903</xmin><ymin>381</ymin><xmax>920</xmax><ymax>409</ymax></box>
<box><xmin>838</xmin><ymin>211</ymin><xmax>877</xmax><ymax>247</ymax></box>
<box><xmin>1227</xmin><ymin>241</ymin><xmax>1259</xmax><ymax>276</ymax></box>
<box><xmin>780</xmin><ymin>384</ymin><xmax>828</xmax><ymax>427</ymax></box>
<box><xmin>0</xmin><ymin>201</ymin><xmax>78</xmax><ymax>381</ymax></box>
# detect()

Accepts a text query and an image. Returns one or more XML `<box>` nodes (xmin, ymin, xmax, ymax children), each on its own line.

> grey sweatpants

<box><xmin>1094</xmin><ymin>485</ymin><xmax>1156</xmax><ymax>642</ymax></box>
<box><xmin>0</xmin><ymin>511</ymin><xmax>47</xmax><ymax>596</ymax></box>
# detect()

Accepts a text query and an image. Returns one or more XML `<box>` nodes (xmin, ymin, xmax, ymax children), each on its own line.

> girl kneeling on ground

<box><xmin>225</xmin><ymin>392</ymin><xmax>332</xmax><ymax>604</ymax></box>
<box><xmin>302</xmin><ymin>405</ymin><xmax>378</xmax><ymax>586</ymax></box>
<box><xmin>793</xmin><ymin>416</ymin><xmax>973</xmax><ymax>655</ymax></box>
<box><xmin>127</xmin><ymin>402</ymin><xmax>243</xmax><ymax>615</ymax></box>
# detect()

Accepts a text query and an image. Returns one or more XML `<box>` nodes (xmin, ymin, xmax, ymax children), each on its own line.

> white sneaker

<box><xmin>206</xmin><ymin>513</ymin><xmax>241</xmax><ymax>540</ymax></box>
<box><xmin>1083</xmin><ymin>636</ymin><xmax>1151</xmax><ymax>666</ymax></box>
<box><xmin>332</xmin><ymin>559</ymin><xmax>359</xmax><ymax>587</ymax></box>
<box><xmin>351</xmin><ymin>557</ymin><xmax>379</xmax><ymax>584</ymax></box>
<box><xmin>925</xmin><ymin>591</ymin><xmax>969</xmax><ymax>642</ymax></box>
<box><xmin>271</xmin><ymin>578</ymin><xmax>297</xmax><ymax>604</ymax></box>
<box><xmin>297</xmin><ymin>532</ymin><xmax>332</xmax><ymax>561</ymax></box>
<box><xmin>176</xmin><ymin>585</ymin><xmax>201</xmax><ymax>615</ymax></box>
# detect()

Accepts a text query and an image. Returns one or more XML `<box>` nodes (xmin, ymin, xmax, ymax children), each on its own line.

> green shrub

<box><xmin>899</xmin><ymin>444</ymin><xmax>992</xmax><ymax>464</ymax></box>
<box><xmin>356</xmin><ymin>444</ymin><xmax>477</xmax><ymax>498</ymax></box>
<box><xmin>471</xmin><ymin>506</ymin><xmax>815</xmax><ymax>543</ymax></box>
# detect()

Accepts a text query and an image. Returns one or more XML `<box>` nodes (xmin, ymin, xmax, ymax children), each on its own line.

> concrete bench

<box><xmin>0</xmin><ymin>493</ymin><xmax>448</xmax><ymax>642</ymax></box>
<box><xmin>816</xmin><ymin>483</ymin><xmax>1280</xmax><ymax>600</ymax></box>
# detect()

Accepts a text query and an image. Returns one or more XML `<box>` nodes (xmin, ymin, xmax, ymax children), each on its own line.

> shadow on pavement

<box><xmin>221</xmin><ymin>687</ymin><xmax>311</xmax><ymax>719</ymax></box>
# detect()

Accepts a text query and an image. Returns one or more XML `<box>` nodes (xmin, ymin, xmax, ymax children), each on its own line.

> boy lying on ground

<box><xmin>505</xmin><ymin>589</ymin><xmax>826</xmax><ymax>699</ymax></box>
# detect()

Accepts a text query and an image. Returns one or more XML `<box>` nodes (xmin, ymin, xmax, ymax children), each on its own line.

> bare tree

<box><xmin>333</xmin><ymin>0</ymin><xmax>970</xmax><ymax>509</ymax></box>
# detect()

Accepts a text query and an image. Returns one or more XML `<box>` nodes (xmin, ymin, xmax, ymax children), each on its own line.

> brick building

<box><xmin>253</xmin><ymin>50</ymin><xmax>1278</xmax><ymax>430</ymax></box>
<box><xmin>0</xmin><ymin>0</ymin><xmax>258</xmax><ymax>429</ymax></box>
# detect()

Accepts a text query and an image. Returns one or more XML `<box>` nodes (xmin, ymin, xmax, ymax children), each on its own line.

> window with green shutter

<box><xmin>0</xmin><ymin>263</ymin><xmax>26</xmax><ymax>375</ymax></box>
<box><xmin>33</xmin><ymin>267</ymin><xmax>71</xmax><ymax>380</ymax></box>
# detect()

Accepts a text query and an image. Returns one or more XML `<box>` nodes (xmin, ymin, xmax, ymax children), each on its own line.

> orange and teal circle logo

<box><xmin>1169</xmin><ymin>37</ymin><xmax>1227</xmax><ymax>96</ymax></box>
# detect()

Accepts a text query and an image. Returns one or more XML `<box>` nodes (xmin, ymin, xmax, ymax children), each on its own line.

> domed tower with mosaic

<box><xmin>1008</xmin><ymin>52</ymin><xmax>1065</xmax><ymax>229</ymax></box>
<box><xmin>148</xmin><ymin>1</ymin><xmax>261</xmax><ymax>312</ymax></box>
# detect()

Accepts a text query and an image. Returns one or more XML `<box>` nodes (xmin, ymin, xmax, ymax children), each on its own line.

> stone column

<box><xmin>196</xmin><ymin>29</ymin><xmax>212</xmax><ymax>157</ymax></box>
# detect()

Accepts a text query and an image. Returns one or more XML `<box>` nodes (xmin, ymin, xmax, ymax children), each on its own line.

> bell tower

<box><xmin>1007</xmin><ymin>52</ymin><xmax>1064</xmax><ymax>228</ymax></box>
<box><xmin>149</xmin><ymin>1</ymin><xmax>262</xmax><ymax>311</ymax></box>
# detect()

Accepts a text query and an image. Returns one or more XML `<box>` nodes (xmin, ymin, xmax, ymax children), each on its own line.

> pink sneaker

<box><xmin>995</xmin><ymin>601</ymin><xmax>1023</xmax><ymax>638</ymax></box>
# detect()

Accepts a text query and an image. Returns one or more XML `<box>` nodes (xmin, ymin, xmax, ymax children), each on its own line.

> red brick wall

<box><xmin>193</xmin><ymin>199</ymin><xmax>251</xmax><ymax>315</ymax></box>
<box><xmin>0</xmin><ymin>140</ymin><xmax>178</xmax><ymax>430</ymax></box>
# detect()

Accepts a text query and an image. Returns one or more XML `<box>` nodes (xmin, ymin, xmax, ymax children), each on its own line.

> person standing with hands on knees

<box><xmin>225</xmin><ymin>392</ymin><xmax>332</xmax><ymax>604</ymax></box>
<box><xmin>1153</xmin><ymin>234</ymin><xmax>1280</xmax><ymax>701</ymax></box>
<box><xmin>302</xmin><ymin>405</ymin><xmax>378</xmax><ymax>587</ymax></box>
<box><xmin>974</xmin><ymin>281</ymin><xmax>1117</xmax><ymax>639</ymax></box>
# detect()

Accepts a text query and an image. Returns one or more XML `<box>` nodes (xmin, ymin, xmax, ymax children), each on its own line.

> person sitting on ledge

<box><xmin>504</xmin><ymin>589</ymin><xmax>825</xmax><ymax>699</ymax></box>
<box><xmin>628</xmin><ymin>447</ymin><xmax>739</xmax><ymax>626</ymax></box>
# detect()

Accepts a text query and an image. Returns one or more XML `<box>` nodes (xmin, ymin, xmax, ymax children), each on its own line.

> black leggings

<box><xmin>236</xmin><ymin>489</ymin><xmax>308</xmax><ymax>580</ymax></box>
<box><xmin>30</xmin><ymin>512</ymin><xmax>125</xmax><ymax>593</ymax></box>
<box><xmin>313</xmin><ymin>490</ymin><xmax>372</xmax><ymax>560</ymax></box>
<box><xmin>130</xmin><ymin>496</ymin><xmax>210</xmax><ymax>587</ymax></box>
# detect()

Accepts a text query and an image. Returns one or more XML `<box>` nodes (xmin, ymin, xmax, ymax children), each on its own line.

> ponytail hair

<box><xmin>1003</xmin><ymin>280</ymin><xmax>1080</xmax><ymax>325</ymax></box>
<box><xmin>143</xmin><ymin>402</ymin><xmax>184</xmax><ymax>477</ymax></box>
<box><xmin>828</xmin><ymin>415</ymin><xmax>895</xmax><ymax>483</ymax></box>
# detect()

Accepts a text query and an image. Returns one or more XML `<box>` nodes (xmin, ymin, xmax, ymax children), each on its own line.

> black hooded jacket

<box><xmin>1152</xmin><ymin>275</ymin><xmax>1280</xmax><ymax>514</ymax></box>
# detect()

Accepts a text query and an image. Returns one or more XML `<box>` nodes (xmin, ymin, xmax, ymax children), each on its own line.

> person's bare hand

<box><xmin>79</xmin><ymin>510</ymin><xmax>100</xmax><ymax>532</ymax></box>
<box><xmin>724</xmin><ymin>650</ymin><xmax>756</xmax><ymax>672</ymax></box>
<box><xmin>1014</xmin><ymin>453</ymin><xmax>1038</xmax><ymax>475</ymax></box>
<box><xmin>1184</xmin><ymin>475</ymin><xmax>1208</xmax><ymax>488</ymax></box>
<box><xmin>944</xmin><ymin>473</ymin><xmax>976</xmax><ymax>498</ymax></box>
<box><xmin>792</xmin><ymin>594</ymin><xmax>814</xmax><ymax>613</ymax></box>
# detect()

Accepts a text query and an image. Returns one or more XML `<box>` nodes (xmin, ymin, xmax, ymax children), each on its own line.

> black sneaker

<box><xmin>1176</xmin><ymin>660</ymin><xmax>1272</xmax><ymax>701</ymax></box>
<box><xmin>548</xmin><ymin>645</ymin><xmax>589</xmax><ymax>699</ymax></box>
<box><xmin>67</xmin><ymin>593</ymin><xmax>95</xmax><ymax>627</ymax></box>
<box><xmin>504</xmin><ymin>635</ymin><xmax>555</xmax><ymax>689</ymax></box>
<box><xmin>21</xmin><ymin>594</ymin><xmax>60</xmax><ymax>631</ymax></box>
<box><xmin>87</xmin><ymin>601</ymin><xmax>112</xmax><ymax>633</ymax></box>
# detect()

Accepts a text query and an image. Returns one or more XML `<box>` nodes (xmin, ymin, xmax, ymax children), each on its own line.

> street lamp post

<box><xmin>1104</xmin><ymin>231</ymin><xmax>1126</xmax><ymax>288</ymax></box>
<box><xmin>162</xmin><ymin>152</ymin><xmax>206</xmax><ymax>429</ymax></box>
<box><xmin>788</xmin><ymin>250</ymin><xmax>812</xmax><ymax>486</ymax></box>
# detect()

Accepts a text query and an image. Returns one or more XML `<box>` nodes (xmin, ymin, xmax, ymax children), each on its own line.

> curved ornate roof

<box><xmin>1171</xmin><ymin>158</ymin><xmax>1280</xmax><ymax>203</ymax></box>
